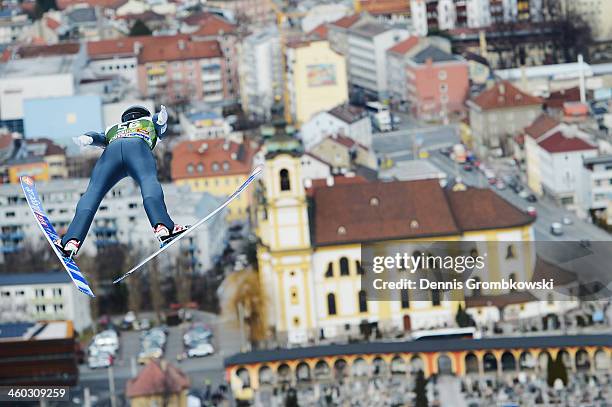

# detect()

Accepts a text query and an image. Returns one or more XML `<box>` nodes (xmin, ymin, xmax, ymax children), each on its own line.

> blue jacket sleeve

<box><xmin>85</xmin><ymin>131</ymin><xmax>107</xmax><ymax>148</ymax></box>
<box><xmin>152</xmin><ymin>113</ymin><xmax>168</xmax><ymax>139</ymax></box>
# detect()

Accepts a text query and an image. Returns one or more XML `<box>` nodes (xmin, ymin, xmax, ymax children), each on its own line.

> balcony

<box><xmin>0</xmin><ymin>231</ymin><xmax>24</xmax><ymax>240</ymax></box>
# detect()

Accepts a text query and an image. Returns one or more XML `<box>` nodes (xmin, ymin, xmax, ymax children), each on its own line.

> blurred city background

<box><xmin>0</xmin><ymin>0</ymin><xmax>610</xmax><ymax>406</ymax></box>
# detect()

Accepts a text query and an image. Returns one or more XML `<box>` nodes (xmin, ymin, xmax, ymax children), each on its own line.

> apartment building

<box><xmin>0</xmin><ymin>179</ymin><xmax>228</xmax><ymax>272</ymax></box>
<box><xmin>286</xmin><ymin>40</ymin><xmax>348</xmax><ymax>125</ymax></box>
<box><xmin>0</xmin><ymin>272</ymin><xmax>92</xmax><ymax>332</ymax></box>
<box><xmin>137</xmin><ymin>39</ymin><xmax>226</xmax><ymax>106</ymax></box>
<box><xmin>238</xmin><ymin>26</ymin><xmax>282</xmax><ymax>120</ymax></box>
<box><xmin>347</xmin><ymin>20</ymin><xmax>409</xmax><ymax>100</ymax></box>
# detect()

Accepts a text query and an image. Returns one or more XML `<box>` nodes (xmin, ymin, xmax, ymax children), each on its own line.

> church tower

<box><xmin>255</xmin><ymin>102</ymin><xmax>315</xmax><ymax>343</ymax></box>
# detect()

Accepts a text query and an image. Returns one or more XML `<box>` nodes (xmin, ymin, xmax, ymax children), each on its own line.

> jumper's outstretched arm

<box><xmin>73</xmin><ymin>131</ymin><xmax>107</xmax><ymax>148</ymax></box>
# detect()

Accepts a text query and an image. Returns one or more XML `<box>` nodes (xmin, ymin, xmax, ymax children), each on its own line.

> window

<box><xmin>339</xmin><ymin>257</ymin><xmax>349</xmax><ymax>276</ymax></box>
<box><xmin>547</xmin><ymin>293</ymin><xmax>554</xmax><ymax>304</ymax></box>
<box><xmin>212</xmin><ymin>162</ymin><xmax>220</xmax><ymax>172</ymax></box>
<box><xmin>54</xmin><ymin>304</ymin><xmax>64</xmax><ymax>312</ymax></box>
<box><xmin>401</xmin><ymin>289</ymin><xmax>410</xmax><ymax>309</ymax></box>
<box><xmin>327</xmin><ymin>293</ymin><xmax>337</xmax><ymax>315</ymax></box>
<box><xmin>509</xmin><ymin>273</ymin><xmax>517</xmax><ymax>291</ymax></box>
<box><xmin>197</xmin><ymin>163</ymin><xmax>204</xmax><ymax>173</ymax></box>
<box><xmin>187</xmin><ymin>164</ymin><xmax>194</xmax><ymax>173</ymax></box>
<box><xmin>1</xmin><ymin>291</ymin><xmax>9</xmax><ymax>297</ymax></box>
<box><xmin>439</xmin><ymin>83</ymin><xmax>448</xmax><ymax>93</ymax></box>
<box><xmin>129</xmin><ymin>203</ymin><xmax>138</xmax><ymax>209</ymax></box>
<box><xmin>290</xmin><ymin>286</ymin><xmax>298</xmax><ymax>304</ymax></box>
<box><xmin>438</xmin><ymin>70</ymin><xmax>447</xmax><ymax>80</ymax></box>
<box><xmin>5</xmin><ymin>211</ymin><xmax>15</xmax><ymax>218</ymax></box>
<box><xmin>506</xmin><ymin>244</ymin><xmax>516</xmax><ymax>259</ymax></box>
<box><xmin>471</xmin><ymin>277</ymin><xmax>481</xmax><ymax>295</ymax></box>
<box><xmin>223</xmin><ymin>161</ymin><xmax>229</xmax><ymax>171</ymax></box>
<box><xmin>35</xmin><ymin>289</ymin><xmax>44</xmax><ymax>297</ymax></box>
<box><xmin>356</xmin><ymin>260</ymin><xmax>363</xmax><ymax>275</ymax></box>
<box><xmin>325</xmin><ymin>262</ymin><xmax>333</xmax><ymax>278</ymax></box>
<box><xmin>358</xmin><ymin>290</ymin><xmax>368</xmax><ymax>313</ymax></box>
<box><xmin>431</xmin><ymin>289</ymin><xmax>441</xmax><ymax>306</ymax></box>
<box><xmin>52</xmin><ymin>288</ymin><xmax>62</xmax><ymax>297</ymax></box>
<box><xmin>280</xmin><ymin>169</ymin><xmax>290</xmax><ymax>191</ymax></box>
<box><xmin>36</xmin><ymin>305</ymin><xmax>46</xmax><ymax>313</ymax></box>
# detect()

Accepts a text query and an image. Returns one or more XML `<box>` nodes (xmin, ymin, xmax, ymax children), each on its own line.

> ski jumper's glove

<box><xmin>153</xmin><ymin>105</ymin><xmax>168</xmax><ymax>139</ymax></box>
<box><xmin>73</xmin><ymin>131</ymin><xmax>107</xmax><ymax>148</ymax></box>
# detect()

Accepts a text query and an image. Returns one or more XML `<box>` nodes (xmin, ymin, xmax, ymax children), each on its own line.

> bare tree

<box><xmin>220</xmin><ymin>269</ymin><xmax>268</xmax><ymax>346</ymax></box>
<box><xmin>0</xmin><ymin>240</ymin><xmax>55</xmax><ymax>274</ymax></box>
<box><xmin>149</xmin><ymin>258</ymin><xmax>165</xmax><ymax>324</ymax></box>
<box><xmin>174</xmin><ymin>247</ymin><xmax>193</xmax><ymax>306</ymax></box>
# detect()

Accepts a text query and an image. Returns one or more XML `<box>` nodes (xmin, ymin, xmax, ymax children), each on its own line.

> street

<box><xmin>373</xmin><ymin>117</ymin><xmax>611</xmax><ymax>243</ymax></box>
<box><xmin>76</xmin><ymin>310</ymin><xmax>241</xmax><ymax>404</ymax></box>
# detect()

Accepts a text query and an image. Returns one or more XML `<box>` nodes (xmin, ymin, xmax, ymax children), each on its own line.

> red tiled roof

<box><xmin>545</xmin><ymin>86</ymin><xmax>581</xmax><ymax>109</ymax></box>
<box><xmin>27</xmin><ymin>138</ymin><xmax>66</xmax><ymax>156</ymax></box>
<box><xmin>312</xmin><ymin>180</ymin><xmax>534</xmax><ymax>246</ymax></box>
<box><xmin>16</xmin><ymin>43</ymin><xmax>80</xmax><ymax>59</ymax></box>
<box><xmin>308</xmin><ymin>23</ymin><xmax>329</xmax><ymax>40</ymax></box>
<box><xmin>471</xmin><ymin>81</ymin><xmax>542</xmax><ymax>110</ymax></box>
<box><xmin>327</xmin><ymin>134</ymin><xmax>367</xmax><ymax>150</ymax></box>
<box><xmin>387</xmin><ymin>36</ymin><xmax>419</xmax><ymax>55</ymax></box>
<box><xmin>190</xmin><ymin>14</ymin><xmax>236</xmax><ymax>36</ymax></box>
<box><xmin>445</xmin><ymin>187</ymin><xmax>533</xmax><ymax>232</ymax></box>
<box><xmin>57</xmin><ymin>0</ymin><xmax>126</xmax><ymax>10</ymax></box>
<box><xmin>305</xmin><ymin>175</ymin><xmax>368</xmax><ymax>197</ymax></box>
<box><xmin>313</xmin><ymin>179</ymin><xmax>461</xmax><ymax>245</ymax></box>
<box><xmin>87</xmin><ymin>35</ymin><xmax>189</xmax><ymax>58</ymax></box>
<box><xmin>360</xmin><ymin>0</ymin><xmax>411</xmax><ymax>15</ymax></box>
<box><xmin>138</xmin><ymin>39</ymin><xmax>222</xmax><ymax>63</ymax></box>
<box><xmin>523</xmin><ymin>114</ymin><xmax>560</xmax><ymax>139</ymax></box>
<box><xmin>537</xmin><ymin>131</ymin><xmax>596</xmax><ymax>154</ymax></box>
<box><xmin>46</xmin><ymin>17</ymin><xmax>61</xmax><ymax>30</ymax></box>
<box><xmin>331</xmin><ymin>13</ymin><xmax>361</xmax><ymax>28</ymax></box>
<box><xmin>125</xmin><ymin>360</ymin><xmax>190</xmax><ymax>398</ymax></box>
<box><xmin>171</xmin><ymin>139</ymin><xmax>258</xmax><ymax>180</ymax></box>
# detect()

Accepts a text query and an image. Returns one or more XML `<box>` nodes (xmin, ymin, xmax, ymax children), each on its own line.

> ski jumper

<box><xmin>61</xmin><ymin>115</ymin><xmax>174</xmax><ymax>246</ymax></box>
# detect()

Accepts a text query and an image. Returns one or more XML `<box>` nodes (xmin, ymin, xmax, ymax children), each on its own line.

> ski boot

<box><xmin>154</xmin><ymin>224</ymin><xmax>190</xmax><ymax>247</ymax></box>
<box><xmin>53</xmin><ymin>238</ymin><xmax>80</xmax><ymax>259</ymax></box>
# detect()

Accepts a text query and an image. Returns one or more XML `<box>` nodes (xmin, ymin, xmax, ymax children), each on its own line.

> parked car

<box><xmin>562</xmin><ymin>217</ymin><xmax>573</xmax><ymax>225</ymax></box>
<box><xmin>187</xmin><ymin>342</ymin><xmax>214</xmax><ymax>358</ymax></box>
<box><xmin>526</xmin><ymin>194</ymin><xmax>537</xmax><ymax>202</ymax></box>
<box><xmin>463</xmin><ymin>164</ymin><xmax>473</xmax><ymax>172</ymax></box>
<box><xmin>527</xmin><ymin>206</ymin><xmax>537</xmax><ymax>216</ymax></box>
<box><xmin>495</xmin><ymin>180</ymin><xmax>506</xmax><ymax>190</ymax></box>
<box><xmin>88</xmin><ymin>352</ymin><xmax>112</xmax><ymax>369</ymax></box>
<box><xmin>550</xmin><ymin>222</ymin><xmax>563</xmax><ymax>236</ymax></box>
<box><xmin>518</xmin><ymin>190</ymin><xmax>529</xmax><ymax>199</ymax></box>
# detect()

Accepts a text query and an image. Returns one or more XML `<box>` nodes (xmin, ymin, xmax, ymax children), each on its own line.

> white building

<box><xmin>0</xmin><ymin>12</ymin><xmax>29</xmax><ymax>45</ymax></box>
<box><xmin>525</xmin><ymin>122</ymin><xmax>598</xmax><ymax>213</ymax></box>
<box><xmin>582</xmin><ymin>155</ymin><xmax>612</xmax><ymax>223</ymax></box>
<box><xmin>347</xmin><ymin>21</ymin><xmax>409</xmax><ymax>99</ymax></box>
<box><xmin>301</xmin><ymin>4</ymin><xmax>350</xmax><ymax>33</ymax></box>
<box><xmin>0</xmin><ymin>55</ymin><xmax>83</xmax><ymax>126</ymax></box>
<box><xmin>410</xmin><ymin>0</ymin><xmax>428</xmax><ymax>36</ymax></box>
<box><xmin>179</xmin><ymin>110</ymin><xmax>231</xmax><ymax>140</ymax></box>
<box><xmin>102</xmin><ymin>99</ymin><xmax>155</xmax><ymax>129</ymax></box>
<box><xmin>466</xmin><ymin>0</ymin><xmax>492</xmax><ymax>28</ymax></box>
<box><xmin>0</xmin><ymin>179</ymin><xmax>227</xmax><ymax>273</ymax></box>
<box><xmin>0</xmin><ymin>272</ymin><xmax>92</xmax><ymax>332</ymax></box>
<box><xmin>300</xmin><ymin>104</ymin><xmax>372</xmax><ymax>150</ymax></box>
<box><xmin>238</xmin><ymin>26</ymin><xmax>282</xmax><ymax>120</ymax></box>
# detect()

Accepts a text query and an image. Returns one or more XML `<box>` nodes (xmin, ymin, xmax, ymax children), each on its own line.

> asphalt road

<box><xmin>76</xmin><ymin>310</ymin><xmax>241</xmax><ymax>405</ymax></box>
<box><xmin>427</xmin><ymin>150</ymin><xmax>612</xmax><ymax>242</ymax></box>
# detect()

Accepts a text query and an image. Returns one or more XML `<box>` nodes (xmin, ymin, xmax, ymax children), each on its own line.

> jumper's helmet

<box><xmin>121</xmin><ymin>105</ymin><xmax>151</xmax><ymax>122</ymax></box>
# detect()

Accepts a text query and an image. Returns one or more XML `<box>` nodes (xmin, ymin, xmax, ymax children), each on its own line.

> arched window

<box><xmin>339</xmin><ymin>257</ymin><xmax>349</xmax><ymax>276</ymax></box>
<box><xmin>358</xmin><ymin>290</ymin><xmax>368</xmax><ymax>313</ymax></box>
<box><xmin>196</xmin><ymin>163</ymin><xmax>204</xmax><ymax>173</ymax></box>
<box><xmin>506</xmin><ymin>244</ymin><xmax>516</xmax><ymax>259</ymax></box>
<box><xmin>327</xmin><ymin>293</ymin><xmax>337</xmax><ymax>315</ymax></box>
<box><xmin>325</xmin><ymin>262</ymin><xmax>333</xmax><ymax>278</ymax></box>
<box><xmin>280</xmin><ymin>169</ymin><xmax>290</xmax><ymax>191</ymax></box>
<box><xmin>401</xmin><ymin>289</ymin><xmax>410</xmax><ymax>309</ymax></box>
<box><xmin>212</xmin><ymin>162</ymin><xmax>220</xmax><ymax>172</ymax></box>
<box><xmin>431</xmin><ymin>289</ymin><xmax>441</xmax><ymax>306</ymax></box>
<box><xmin>356</xmin><ymin>260</ymin><xmax>363</xmax><ymax>275</ymax></box>
<box><xmin>187</xmin><ymin>163</ymin><xmax>194</xmax><ymax>173</ymax></box>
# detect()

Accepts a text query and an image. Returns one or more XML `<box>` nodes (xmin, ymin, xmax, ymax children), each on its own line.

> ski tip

<box><xmin>251</xmin><ymin>165</ymin><xmax>264</xmax><ymax>177</ymax></box>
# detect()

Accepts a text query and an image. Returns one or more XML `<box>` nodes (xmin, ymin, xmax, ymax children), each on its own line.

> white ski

<box><xmin>113</xmin><ymin>165</ymin><xmax>263</xmax><ymax>284</ymax></box>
